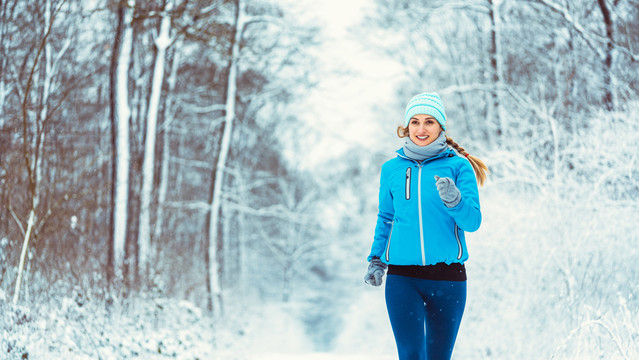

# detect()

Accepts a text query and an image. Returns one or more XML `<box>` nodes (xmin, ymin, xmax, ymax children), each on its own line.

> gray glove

<box><xmin>364</xmin><ymin>257</ymin><xmax>388</xmax><ymax>286</ymax></box>
<box><xmin>434</xmin><ymin>175</ymin><xmax>461</xmax><ymax>208</ymax></box>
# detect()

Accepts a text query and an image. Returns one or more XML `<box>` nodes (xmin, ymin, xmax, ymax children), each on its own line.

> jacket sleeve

<box><xmin>368</xmin><ymin>166</ymin><xmax>394</xmax><ymax>261</ymax></box>
<box><xmin>445</xmin><ymin>160</ymin><xmax>482</xmax><ymax>232</ymax></box>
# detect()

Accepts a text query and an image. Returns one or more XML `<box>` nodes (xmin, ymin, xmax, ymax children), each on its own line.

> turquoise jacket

<box><xmin>368</xmin><ymin>148</ymin><xmax>481</xmax><ymax>266</ymax></box>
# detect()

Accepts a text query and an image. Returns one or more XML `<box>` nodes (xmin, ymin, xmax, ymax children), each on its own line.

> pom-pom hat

<box><xmin>404</xmin><ymin>92</ymin><xmax>447</xmax><ymax>129</ymax></box>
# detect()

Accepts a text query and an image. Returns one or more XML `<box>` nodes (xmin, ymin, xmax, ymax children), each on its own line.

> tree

<box><xmin>0</xmin><ymin>0</ymin><xmax>322</xmax><ymax>317</ymax></box>
<box><xmin>109</xmin><ymin>0</ymin><xmax>136</xmax><ymax>291</ymax></box>
<box><xmin>204</xmin><ymin>0</ymin><xmax>244</xmax><ymax>318</ymax></box>
<box><xmin>487</xmin><ymin>0</ymin><xmax>505</xmax><ymax>136</ymax></box>
<box><xmin>153</xmin><ymin>39</ymin><xmax>180</xmax><ymax>247</ymax></box>
<box><xmin>12</xmin><ymin>0</ymin><xmax>73</xmax><ymax>305</ymax></box>
<box><xmin>597</xmin><ymin>0</ymin><xmax>614</xmax><ymax>110</ymax></box>
<box><xmin>202</xmin><ymin>0</ymin><xmax>318</xmax><ymax>316</ymax></box>
<box><xmin>137</xmin><ymin>0</ymin><xmax>174</xmax><ymax>282</ymax></box>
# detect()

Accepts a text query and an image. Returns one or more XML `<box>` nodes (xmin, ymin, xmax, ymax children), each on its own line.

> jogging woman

<box><xmin>364</xmin><ymin>92</ymin><xmax>488</xmax><ymax>360</ymax></box>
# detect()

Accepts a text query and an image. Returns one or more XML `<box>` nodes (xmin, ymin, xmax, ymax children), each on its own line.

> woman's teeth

<box><xmin>417</xmin><ymin>135</ymin><xmax>428</xmax><ymax>140</ymax></box>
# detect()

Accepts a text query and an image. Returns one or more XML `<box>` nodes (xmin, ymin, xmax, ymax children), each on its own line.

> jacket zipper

<box><xmin>417</xmin><ymin>164</ymin><xmax>426</xmax><ymax>266</ymax></box>
<box><xmin>405</xmin><ymin>167</ymin><xmax>411</xmax><ymax>200</ymax></box>
<box><xmin>454</xmin><ymin>224</ymin><xmax>463</xmax><ymax>260</ymax></box>
<box><xmin>396</xmin><ymin>152</ymin><xmax>455</xmax><ymax>265</ymax></box>
<box><xmin>385</xmin><ymin>221</ymin><xmax>394</xmax><ymax>262</ymax></box>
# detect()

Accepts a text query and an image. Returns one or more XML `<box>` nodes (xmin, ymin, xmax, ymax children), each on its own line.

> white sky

<box><xmin>279</xmin><ymin>0</ymin><xmax>406</xmax><ymax>168</ymax></box>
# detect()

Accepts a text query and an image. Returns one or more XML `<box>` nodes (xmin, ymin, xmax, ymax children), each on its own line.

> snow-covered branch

<box><xmin>7</xmin><ymin>200</ymin><xmax>25</xmax><ymax>237</ymax></box>
<box><xmin>170</xmin><ymin>156</ymin><xmax>212</xmax><ymax>169</ymax></box>
<box><xmin>433</xmin><ymin>0</ymin><xmax>490</xmax><ymax>14</ymax></box>
<box><xmin>180</xmin><ymin>102</ymin><xmax>226</xmax><ymax>114</ymax></box>
<box><xmin>534</xmin><ymin>0</ymin><xmax>639</xmax><ymax>61</ymax></box>
<box><xmin>438</xmin><ymin>83</ymin><xmax>497</xmax><ymax>96</ymax></box>
<box><xmin>224</xmin><ymin>202</ymin><xmax>314</xmax><ymax>225</ymax></box>
<box><xmin>164</xmin><ymin>201</ymin><xmax>210</xmax><ymax>211</ymax></box>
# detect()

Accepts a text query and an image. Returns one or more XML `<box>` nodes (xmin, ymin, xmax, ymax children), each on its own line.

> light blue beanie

<box><xmin>403</xmin><ymin>92</ymin><xmax>446</xmax><ymax>129</ymax></box>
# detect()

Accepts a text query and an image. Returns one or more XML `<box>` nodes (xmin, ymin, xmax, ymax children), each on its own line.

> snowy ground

<box><xmin>1</xmin><ymin>290</ymin><xmax>393</xmax><ymax>360</ymax></box>
<box><xmin>256</xmin><ymin>354</ymin><xmax>394</xmax><ymax>360</ymax></box>
<box><xmin>3</xmin><ymin>184</ymin><xmax>637</xmax><ymax>360</ymax></box>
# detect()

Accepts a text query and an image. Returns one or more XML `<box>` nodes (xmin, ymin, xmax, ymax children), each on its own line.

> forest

<box><xmin>1</xmin><ymin>0</ymin><xmax>638</xmax><ymax>359</ymax></box>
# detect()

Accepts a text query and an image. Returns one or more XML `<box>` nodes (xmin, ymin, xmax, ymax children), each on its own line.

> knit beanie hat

<box><xmin>403</xmin><ymin>92</ymin><xmax>447</xmax><ymax>129</ymax></box>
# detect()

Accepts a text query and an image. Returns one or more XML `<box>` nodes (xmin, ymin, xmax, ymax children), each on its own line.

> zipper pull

<box><xmin>405</xmin><ymin>167</ymin><xmax>412</xmax><ymax>200</ymax></box>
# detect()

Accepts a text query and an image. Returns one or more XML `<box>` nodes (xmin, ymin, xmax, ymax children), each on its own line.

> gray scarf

<box><xmin>402</xmin><ymin>131</ymin><xmax>448</xmax><ymax>161</ymax></box>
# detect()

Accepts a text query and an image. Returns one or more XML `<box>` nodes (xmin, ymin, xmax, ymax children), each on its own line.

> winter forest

<box><xmin>1</xmin><ymin>0</ymin><xmax>638</xmax><ymax>359</ymax></box>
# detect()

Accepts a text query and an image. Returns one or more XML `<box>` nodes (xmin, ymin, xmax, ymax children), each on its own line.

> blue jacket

<box><xmin>368</xmin><ymin>148</ymin><xmax>481</xmax><ymax>266</ymax></box>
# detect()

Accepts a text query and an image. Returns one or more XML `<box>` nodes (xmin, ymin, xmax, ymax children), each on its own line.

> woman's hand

<box><xmin>434</xmin><ymin>175</ymin><xmax>461</xmax><ymax>208</ymax></box>
<box><xmin>364</xmin><ymin>258</ymin><xmax>388</xmax><ymax>286</ymax></box>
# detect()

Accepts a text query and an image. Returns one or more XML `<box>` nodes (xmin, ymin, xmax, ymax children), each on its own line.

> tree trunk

<box><xmin>13</xmin><ymin>0</ymin><xmax>54</xmax><ymax>305</ymax></box>
<box><xmin>109</xmin><ymin>0</ymin><xmax>135</xmax><ymax>290</ymax></box>
<box><xmin>138</xmin><ymin>0</ymin><xmax>172</xmax><ymax>282</ymax></box>
<box><xmin>597</xmin><ymin>0</ymin><xmax>614</xmax><ymax>111</ymax></box>
<box><xmin>206</xmin><ymin>0</ymin><xmax>243</xmax><ymax>318</ymax></box>
<box><xmin>154</xmin><ymin>42</ymin><xmax>180</xmax><ymax>243</ymax></box>
<box><xmin>0</xmin><ymin>0</ymin><xmax>11</xmax><ymax>132</ymax></box>
<box><xmin>488</xmin><ymin>0</ymin><xmax>505</xmax><ymax>137</ymax></box>
<box><xmin>13</xmin><ymin>210</ymin><xmax>35</xmax><ymax>305</ymax></box>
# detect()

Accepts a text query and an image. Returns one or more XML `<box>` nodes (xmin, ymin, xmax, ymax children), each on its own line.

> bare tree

<box><xmin>202</xmin><ymin>0</ymin><xmax>311</xmax><ymax>317</ymax></box>
<box><xmin>137</xmin><ymin>0</ymin><xmax>174</xmax><ymax>282</ymax></box>
<box><xmin>12</xmin><ymin>0</ymin><xmax>70</xmax><ymax>305</ymax></box>
<box><xmin>108</xmin><ymin>0</ymin><xmax>136</xmax><ymax>291</ymax></box>
<box><xmin>154</xmin><ymin>40</ymin><xmax>181</xmax><ymax>246</ymax></box>
<box><xmin>488</xmin><ymin>0</ymin><xmax>506</xmax><ymax>136</ymax></box>
<box><xmin>205</xmin><ymin>0</ymin><xmax>244</xmax><ymax>318</ymax></box>
<box><xmin>0</xmin><ymin>0</ymin><xmax>322</xmax><ymax>317</ymax></box>
<box><xmin>597</xmin><ymin>0</ymin><xmax>614</xmax><ymax>110</ymax></box>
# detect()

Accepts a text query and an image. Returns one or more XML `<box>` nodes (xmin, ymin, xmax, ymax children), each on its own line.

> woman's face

<box><xmin>408</xmin><ymin>114</ymin><xmax>442</xmax><ymax>146</ymax></box>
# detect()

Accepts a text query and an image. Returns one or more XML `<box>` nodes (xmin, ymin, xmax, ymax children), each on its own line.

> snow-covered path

<box><xmin>256</xmin><ymin>354</ymin><xmax>394</xmax><ymax>360</ymax></box>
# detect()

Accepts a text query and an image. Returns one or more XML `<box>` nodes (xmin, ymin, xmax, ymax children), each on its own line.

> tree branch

<box><xmin>7</xmin><ymin>197</ymin><xmax>26</xmax><ymax>237</ymax></box>
<box><xmin>533</xmin><ymin>0</ymin><xmax>638</xmax><ymax>61</ymax></box>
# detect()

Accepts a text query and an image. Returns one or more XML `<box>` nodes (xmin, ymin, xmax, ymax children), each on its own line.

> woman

<box><xmin>364</xmin><ymin>92</ymin><xmax>487</xmax><ymax>360</ymax></box>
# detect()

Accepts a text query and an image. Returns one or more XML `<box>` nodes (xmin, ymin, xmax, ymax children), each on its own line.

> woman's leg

<box><xmin>385</xmin><ymin>274</ymin><xmax>427</xmax><ymax>360</ymax></box>
<box><xmin>423</xmin><ymin>280</ymin><xmax>466</xmax><ymax>360</ymax></box>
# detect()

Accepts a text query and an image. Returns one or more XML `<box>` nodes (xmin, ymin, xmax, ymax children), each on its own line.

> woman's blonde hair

<box><xmin>397</xmin><ymin>125</ymin><xmax>488</xmax><ymax>186</ymax></box>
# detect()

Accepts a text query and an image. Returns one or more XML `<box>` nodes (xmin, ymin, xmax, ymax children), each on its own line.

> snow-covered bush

<box><xmin>453</xmin><ymin>105</ymin><xmax>639</xmax><ymax>359</ymax></box>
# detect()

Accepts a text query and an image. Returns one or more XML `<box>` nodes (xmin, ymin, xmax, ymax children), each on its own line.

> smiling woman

<box><xmin>364</xmin><ymin>92</ymin><xmax>488</xmax><ymax>360</ymax></box>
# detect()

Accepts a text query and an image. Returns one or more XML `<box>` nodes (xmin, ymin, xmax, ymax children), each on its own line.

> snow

<box><xmin>3</xmin><ymin>0</ymin><xmax>638</xmax><ymax>359</ymax></box>
<box><xmin>257</xmin><ymin>354</ymin><xmax>394</xmax><ymax>360</ymax></box>
<box><xmin>3</xmin><ymin>161</ymin><xmax>638</xmax><ymax>359</ymax></box>
<box><xmin>1</xmin><ymin>298</ymin><xmax>217</xmax><ymax>359</ymax></box>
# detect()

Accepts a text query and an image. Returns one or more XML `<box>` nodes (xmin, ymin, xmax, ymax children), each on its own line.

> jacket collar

<box><xmin>395</xmin><ymin>147</ymin><xmax>454</xmax><ymax>163</ymax></box>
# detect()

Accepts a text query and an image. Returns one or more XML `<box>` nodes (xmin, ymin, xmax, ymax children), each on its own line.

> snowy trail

<box><xmin>256</xmin><ymin>354</ymin><xmax>394</xmax><ymax>360</ymax></box>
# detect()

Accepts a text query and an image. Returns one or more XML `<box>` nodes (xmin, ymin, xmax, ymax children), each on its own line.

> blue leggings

<box><xmin>385</xmin><ymin>274</ymin><xmax>466</xmax><ymax>360</ymax></box>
